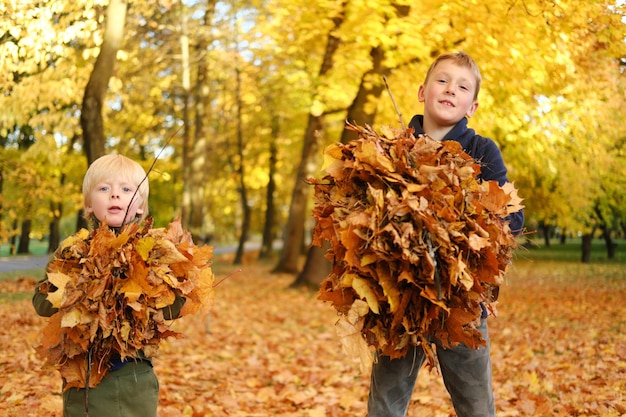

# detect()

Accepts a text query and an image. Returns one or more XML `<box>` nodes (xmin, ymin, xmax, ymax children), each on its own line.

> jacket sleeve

<box><xmin>33</xmin><ymin>278</ymin><xmax>187</xmax><ymax>319</ymax></box>
<box><xmin>32</xmin><ymin>278</ymin><xmax>58</xmax><ymax>317</ymax></box>
<box><xmin>162</xmin><ymin>295</ymin><xmax>186</xmax><ymax>320</ymax></box>
<box><xmin>473</xmin><ymin>137</ymin><xmax>525</xmax><ymax>235</ymax></box>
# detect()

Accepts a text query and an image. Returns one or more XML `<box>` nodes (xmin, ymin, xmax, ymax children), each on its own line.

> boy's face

<box><xmin>418</xmin><ymin>60</ymin><xmax>479</xmax><ymax>131</ymax></box>
<box><xmin>85</xmin><ymin>175</ymin><xmax>144</xmax><ymax>227</ymax></box>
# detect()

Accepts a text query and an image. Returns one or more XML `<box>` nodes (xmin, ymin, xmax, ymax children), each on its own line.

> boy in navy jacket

<box><xmin>367</xmin><ymin>52</ymin><xmax>524</xmax><ymax>417</ymax></box>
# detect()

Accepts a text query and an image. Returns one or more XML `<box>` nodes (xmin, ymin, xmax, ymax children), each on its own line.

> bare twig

<box><xmin>124</xmin><ymin>125</ymin><xmax>183</xmax><ymax>223</ymax></box>
<box><xmin>383</xmin><ymin>75</ymin><xmax>407</xmax><ymax>133</ymax></box>
<box><xmin>213</xmin><ymin>268</ymin><xmax>242</xmax><ymax>288</ymax></box>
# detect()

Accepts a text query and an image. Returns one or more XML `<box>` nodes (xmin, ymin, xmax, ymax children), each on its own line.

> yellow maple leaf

<box><xmin>61</xmin><ymin>308</ymin><xmax>91</xmax><ymax>328</ymax></box>
<box><xmin>46</xmin><ymin>272</ymin><xmax>72</xmax><ymax>308</ymax></box>
<box><xmin>355</xmin><ymin>140</ymin><xmax>396</xmax><ymax>173</ymax></box>
<box><xmin>377</xmin><ymin>265</ymin><xmax>400</xmax><ymax>313</ymax></box>
<box><xmin>154</xmin><ymin>290</ymin><xmax>176</xmax><ymax>309</ymax></box>
<box><xmin>150</xmin><ymin>239</ymin><xmax>189</xmax><ymax>264</ymax></box>
<box><xmin>136</xmin><ymin>235</ymin><xmax>156</xmax><ymax>261</ymax></box>
<box><xmin>468</xmin><ymin>232</ymin><xmax>491</xmax><ymax>251</ymax></box>
<box><xmin>58</xmin><ymin>228</ymin><xmax>89</xmax><ymax>251</ymax></box>
<box><xmin>502</xmin><ymin>181</ymin><xmax>525</xmax><ymax>213</ymax></box>
<box><xmin>351</xmin><ymin>276</ymin><xmax>380</xmax><ymax>315</ymax></box>
<box><xmin>119</xmin><ymin>277</ymin><xmax>144</xmax><ymax>303</ymax></box>
<box><xmin>322</xmin><ymin>144</ymin><xmax>345</xmax><ymax>177</ymax></box>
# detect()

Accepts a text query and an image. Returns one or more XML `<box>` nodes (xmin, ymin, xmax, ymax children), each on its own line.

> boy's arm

<box><xmin>162</xmin><ymin>294</ymin><xmax>186</xmax><ymax>320</ymax></box>
<box><xmin>475</xmin><ymin>138</ymin><xmax>525</xmax><ymax>234</ymax></box>
<box><xmin>34</xmin><ymin>284</ymin><xmax>186</xmax><ymax>319</ymax></box>
<box><xmin>32</xmin><ymin>279</ymin><xmax>58</xmax><ymax>317</ymax></box>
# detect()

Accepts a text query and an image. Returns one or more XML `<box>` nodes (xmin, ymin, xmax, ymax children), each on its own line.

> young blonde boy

<box><xmin>33</xmin><ymin>154</ymin><xmax>185</xmax><ymax>417</ymax></box>
<box><xmin>366</xmin><ymin>52</ymin><xmax>524</xmax><ymax>417</ymax></box>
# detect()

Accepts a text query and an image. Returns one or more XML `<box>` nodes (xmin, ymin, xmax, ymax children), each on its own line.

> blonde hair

<box><xmin>82</xmin><ymin>154</ymin><xmax>150</xmax><ymax>223</ymax></box>
<box><xmin>424</xmin><ymin>51</ymin><xmax>482</xmax><ymax>100</ymax></box>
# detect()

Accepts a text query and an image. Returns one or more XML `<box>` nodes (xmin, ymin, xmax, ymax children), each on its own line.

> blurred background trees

<box><xmin>0</xmin><ymin>0</ymin><xmax>625</xmax><ymax>271</ymax></box>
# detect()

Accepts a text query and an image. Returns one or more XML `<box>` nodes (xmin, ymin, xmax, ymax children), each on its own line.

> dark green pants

<box><xmin>63</xmin><ymin>360</ymin><xmax>159</xmax><ymax>417</ymax></box>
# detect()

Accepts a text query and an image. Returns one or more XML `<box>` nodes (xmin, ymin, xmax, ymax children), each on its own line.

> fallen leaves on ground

<box><xmin>1</xmin><ymin>257</ymin><xmax>625</xmax><ymax>417</ymax></box>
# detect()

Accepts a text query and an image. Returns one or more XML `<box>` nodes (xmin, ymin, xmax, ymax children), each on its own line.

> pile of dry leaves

<box><xmin>37</xmin><ymin>218</ymin><xmax>214</xmax><ymax>390</ymax></box>
<box><xmin>310</xmin><ymin>122</ymin><xmax>523</xmax><ymax>367</ymax></box>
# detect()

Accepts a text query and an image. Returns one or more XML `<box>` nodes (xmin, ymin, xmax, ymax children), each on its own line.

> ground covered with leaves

<box><xmin>1</xmin><ymin>256</ymin><xmax>625</xmax><ymax>417</ymax></box>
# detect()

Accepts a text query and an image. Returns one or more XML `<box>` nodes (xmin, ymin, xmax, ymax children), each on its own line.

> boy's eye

<box><xmin>123</xmin><ymin>187</ymin><xmax>134</xmax><ymax>193</ymax></box>
<box><xmin>98</xmin><ymin>186</ymin><xmax>109</xmax><ymax>192</ymax></box>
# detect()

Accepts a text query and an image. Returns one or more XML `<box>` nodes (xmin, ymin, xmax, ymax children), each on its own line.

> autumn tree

<box><xmin>80</xmin><ymin>0</ymin><xmax>128</xmax><ymax>163</ymax></box>
<box><xmin>273</xmin><ymin>0</ymin><xmax>348</xmax><ymax>274</ymax></box>
<box><xmin>0</xmin><ymin>0</ymin><xmax>624</xmax><ymax>267</ymax></box>
<box><xmin>293</xmin><ymin>2</ymin><xmax>414</xmax><ymax>288</ymax></box>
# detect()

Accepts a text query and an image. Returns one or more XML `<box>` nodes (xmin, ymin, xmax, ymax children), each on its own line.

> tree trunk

<box><xmin>48</xmin><ymin>172</ymin><xmax>66</xmax><ymax>253</ymax></box>
<box><xmin>581</xmin><ymin>233</ymin><xmax>592</xmax><ymax>263</ymax></box>
<box><xmin>48</xmin><ymin>217</ymin><xmax>60</xmax><ymax>254</ymax></box>
<box><xmin>291</xmin><ymin>242</ymin><xmax>331</xmax><ymax>290</ymax></box>
<box><xmin>180</xmin><ymin>7</ymin><xmax>192</xmax><ymax>229</ymax></box>
<box><xmin>80</xmin><ymin>0</ymin><xmax>127</xmax><ymax>164</ymax></box>
<box><xmin>17</xmin><ymin>219</ymin><xmax>31</xmax><ymax>254</ymax></box>
<box><xmin>273</xmin><ymin>115</ymin><xmax>324</xmax><ymax>273</ymax></box>
<box><xmin>233</xmin><ymin>64</ymin><xmax>251</xmax><ymax>265</ymax></box>
<box><xmin>274</xmin><ymin>3</ymin><xmax>346</xmax><ymax>274</ymax></box>
<box><xmin>48</xmin><ymin>202</ymin><xmax>61</xmax><ymax>254</ymax></box>
<box><xmin>0</xmin><ymin>169</ymin><xmax>4</xmax><ymax>247</ymax></box>
<box><xmin>600</xmin><ymin>226</ymin><xmax>616</xmax><ymax>259</ymax></box>
<box><xmin>539</xmin><ymin>221</ymin><xmax>551</xmax><ymax>247</ymax></box>
<box><xmin>9</xmin><ymin>220</ymin><xmax>17</xmax><ymax>255</ymax></box>
<box><xmin>187</xmin><ymin>3</ymin><xmax>216</xmax><ymax>240</ymax></box>
<box><xmin>293</xmin><ymin>4</ymin><xmax>411</xmax><ymax>288</ymax></box>
<box><xmin>259</xmin><ymin>116</ymin><xmax>279</xmax><ymax>260</ymax></box>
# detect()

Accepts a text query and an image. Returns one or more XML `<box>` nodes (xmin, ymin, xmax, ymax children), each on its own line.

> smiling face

<box><xmin>85</xmin><ymin>175</ymin><xmax>144</xmax><ymax>227</ymax></box>
<box><xmin>418</xmin><ymin>59</ymin><xmax>479</xmax><ymax>138</ymax></box>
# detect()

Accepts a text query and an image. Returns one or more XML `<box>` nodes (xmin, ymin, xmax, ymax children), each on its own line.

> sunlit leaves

<box><xmin>0</xmin><ymin>0</ymin><xmax>624</xmax><ymax>251</ymax></box>
<box><xmin>310</xmin><ymin>123</ymin><xmax>522</xmax><ymax>367</ymax></box>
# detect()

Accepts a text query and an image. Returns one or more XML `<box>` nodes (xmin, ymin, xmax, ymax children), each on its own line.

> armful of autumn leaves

<box><xmin>36</xmin><ymin>218</ymin><xmax>215</xmax><ymax>390</ymax></box>
<box><xmin>308</xmin><ymin>122</ymin><xmax>524</xmax><ymax>370</ymax></box>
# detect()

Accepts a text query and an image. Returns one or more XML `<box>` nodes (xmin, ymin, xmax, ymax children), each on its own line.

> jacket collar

<box><xmin>408</xmin><ymin>115</ymin><xmax>475</xmax><ymax>146</ymax></box>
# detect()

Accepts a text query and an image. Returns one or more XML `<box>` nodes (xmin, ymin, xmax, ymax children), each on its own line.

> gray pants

<box><xmin>367</xmin><ymin>318</ymin><xmax>495</xmax><ymax>417</ymax></box>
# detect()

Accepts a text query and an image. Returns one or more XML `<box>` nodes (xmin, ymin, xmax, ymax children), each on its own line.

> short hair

<box><xmin>82</xmin><ymin>154</ymin><xmax>150</xmax><ymax>223</ymax></box>
<box><xmin>424</xmin><ymin>51</ymin><xmax>482</xmax><ymax>100</ymax></box>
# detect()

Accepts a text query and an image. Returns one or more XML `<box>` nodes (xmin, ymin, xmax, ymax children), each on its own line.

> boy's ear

<box><xmin>466</xmin><ymin>101</ymin><xmax>479</xmax><ymax>118</ymax></box>
<box><xmin>418</xmin><ymin>85</ymin><xmax>426</xmax><ymax>102</ymax></box>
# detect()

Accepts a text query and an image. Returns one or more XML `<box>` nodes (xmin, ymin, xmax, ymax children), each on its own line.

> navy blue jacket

<box><xmin>408</xmin><ymin>115</ymin><xmax>524</xmax><ymax>234</ymax></box>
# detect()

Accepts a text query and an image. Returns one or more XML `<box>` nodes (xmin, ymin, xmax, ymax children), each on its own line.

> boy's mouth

<box><xmin>439</xmin><ymin>100</ymin><xmax>455</xmax><ymax>107</ymax></box>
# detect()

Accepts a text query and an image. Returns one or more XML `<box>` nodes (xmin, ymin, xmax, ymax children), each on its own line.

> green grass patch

<box><xmin>0</xmin><ymin>240</ymin><xmax>49</xmax><ymax>256</ymax></box>
<box><xmin>516</xmin><ymin>238</ymin><xmax>626</xmax><ymax>264</ymax></box>
<box><xmin>0</xmin><ymin>268</ymin><xmax>45</xmax><ymax>282</ymax></box>
<box><xmin>0</xmin><ymin>292</ymin><xmax>32</xmax><ymax>303</ymax></box>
